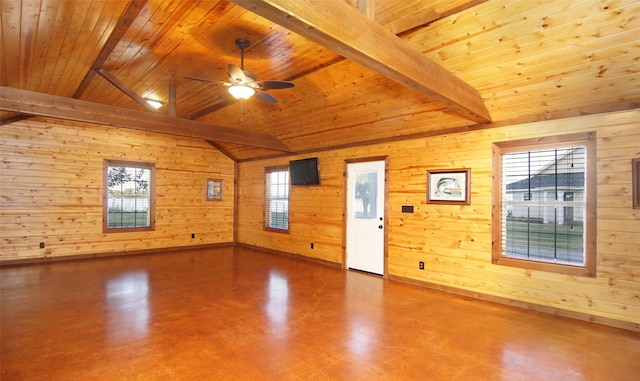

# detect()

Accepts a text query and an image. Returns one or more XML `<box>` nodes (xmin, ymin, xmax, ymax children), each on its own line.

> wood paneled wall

<box><xmin>2</xmin><ymin>110</ymin><xmax>638</xmax><ymax>328</ymax></box>
<box><xmin>1</xmin><ymin>117</ymin><xmax>235</xmax><ymax>261</ymax></box>
<box><xmin>236</xmin><ymin>110</ymin><xmax>640</xmax><ymax>329</ymax></box>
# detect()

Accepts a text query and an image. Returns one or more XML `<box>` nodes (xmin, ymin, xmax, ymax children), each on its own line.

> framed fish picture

<box><xmin>427</xmin><ymin>168</ymin><xmax>470</xmax><ymax>205</ymax></box>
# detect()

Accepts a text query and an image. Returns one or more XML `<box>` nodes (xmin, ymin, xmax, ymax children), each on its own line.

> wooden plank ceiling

<box><xmin>2</xmin><ymin>0</ymin><xmax>639</xmax><ymax>160</ymax></box>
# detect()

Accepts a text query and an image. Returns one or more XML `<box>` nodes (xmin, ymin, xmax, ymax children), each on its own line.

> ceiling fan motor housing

<box><xmin>235</xmin><ymin>38</ymin><xmax>250</xmax><ymax>50</ymax></box>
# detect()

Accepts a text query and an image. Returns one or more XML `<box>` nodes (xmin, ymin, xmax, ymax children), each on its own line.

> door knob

<box><xmin>378</xmin><ymin>225</ymin><xmax>383</xmax><ymax>229</ymax></box>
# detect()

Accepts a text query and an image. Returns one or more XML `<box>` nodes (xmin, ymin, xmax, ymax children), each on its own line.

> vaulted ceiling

<box><xmin>1</xmin><ymin>0</ymin><xmax>639</xmax><ymax>160</ymax></box>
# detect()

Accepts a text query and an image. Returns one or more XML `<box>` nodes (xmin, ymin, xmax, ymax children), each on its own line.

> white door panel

<box><xmin>346</xmin><ymin>161</ymin><xmax>385</xmax><ymax>275</ymax></box>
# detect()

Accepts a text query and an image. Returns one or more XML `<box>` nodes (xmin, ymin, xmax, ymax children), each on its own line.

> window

<box><xmin>104</xmin><ymin>160</ymin><xmax>155</xmax><ymax>232</ymax></box>
<box><xmin>492</xmin><ymin>132</ymin><xmax>596</xmax><ymax>277</ymax></box>
<box><xmin>265</xmin><ymin>166</ymin><xmax>289</xmax><ymax>231</ymax></box>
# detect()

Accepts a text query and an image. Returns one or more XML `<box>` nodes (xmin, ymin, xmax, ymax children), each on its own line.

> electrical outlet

<box><xmin>419</xmin><ymin>261</ymin><xmax>424</xmax><ymax>270</ymax></box>
<box><xmin>310</xmin><ymin>242</ymin><xmax>314</xmax><ymax>249</ymax></box>
<box><xmin>40</xmin><ymin>242</ymin><xmax>45</xmax><ymax>249</ymax></box>
<box><xmin>191</xmin><ymin>233</ymin><xmax>195</xmax><ymax>239</ymax></box>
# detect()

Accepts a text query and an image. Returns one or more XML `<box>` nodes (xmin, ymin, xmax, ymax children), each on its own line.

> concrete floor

<box><xmin>2</xmin><ymin>246</ymin><xmax>639</xmax><ymax>380</ymax></box>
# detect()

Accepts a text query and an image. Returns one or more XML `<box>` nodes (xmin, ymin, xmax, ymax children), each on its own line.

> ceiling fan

<box><xmin>184</xmin><ymin>38</ymin><xmax>294</xmax><ymax>104</ymax></box>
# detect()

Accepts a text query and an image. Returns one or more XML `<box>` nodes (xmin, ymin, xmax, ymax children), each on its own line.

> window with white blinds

<box><xmin>492</xmin><ymin>133</ymin><xmax>596</xmax><ymax>277</ymax></box>
<box><xmin>104</xmin><ymin>160</ymin><xmax>155</xmax><ymax>232</ymax></box>
<box><xmin>265</xmin><ymin>166</ymin><xmax>289</xmax><ymax>231</ymax></box>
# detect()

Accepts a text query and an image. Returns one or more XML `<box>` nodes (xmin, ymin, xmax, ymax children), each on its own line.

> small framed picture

<box><xmin>633</xmin><ymin>158</ymin><xmax>639</xmax><ymax>209</ymax></box>
<box><xmin>206</xmin><ymin>179</ymin><xmax>223</xmax><ymax>201</ymax></box>
<box><xmin>427</xmin><ymin>168</ymin><xmax>470</xmax><ymax>205</ymax></box>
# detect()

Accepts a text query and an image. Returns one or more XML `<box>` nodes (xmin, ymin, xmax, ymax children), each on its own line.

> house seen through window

<box><xmin>492</xmin><ymin>133</ymin><xmax>596</xmax><ymax>277</ymax></box>
<box><xmin>104</xmin><ymin>160</ymin><xmax>155</xmax><ymax>232</ymax></box>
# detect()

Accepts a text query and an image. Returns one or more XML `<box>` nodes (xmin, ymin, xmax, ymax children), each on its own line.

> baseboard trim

<box><xmin>236</xmin><ymin>242</ymin><xmax>342</xmax><ymax>269</ymax></box>
<box><xmin>388</xmin><ymin>274</ymin><xmax>640</xmax><ymax>333</ymax></box>
<box><xmin>0</xmin><ymin>242</ymin><xmax>234</xmax><ymax>266</ymax></box>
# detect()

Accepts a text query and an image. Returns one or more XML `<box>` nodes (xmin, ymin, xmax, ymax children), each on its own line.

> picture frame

<box><xmin>427</xmin><ymin>168</ymin><xmax>470</xmax><ymax>205</ymax></box>
<box><xmin>633</xmin><ymin>158</ymin><xmax>639</xmax><ymax>209</ymax></box>
<box><xmin>206</xmin><ymin>179</ymin><xmax>223</xmax><ymax>201</ymax></box>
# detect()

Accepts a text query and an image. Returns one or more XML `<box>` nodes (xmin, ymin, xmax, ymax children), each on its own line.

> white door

<box><xmin>346</xmin><ymin>160</ymin><xmax>385</xmax><ymax>275</ymax></box>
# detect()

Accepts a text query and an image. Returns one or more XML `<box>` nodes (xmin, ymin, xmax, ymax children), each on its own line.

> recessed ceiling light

<box><xmin>144</xmin><ymin>98</ymin><xmax>163</xmax><ymax>109</ymax></box>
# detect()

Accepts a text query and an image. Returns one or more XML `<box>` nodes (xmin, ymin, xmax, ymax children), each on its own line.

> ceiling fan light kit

<box><xmin>228</xmin><ymin>85</ymin><xmax>255</xmax><ymax>100</ymax></box>
<box><xmin>185</xmin><ymin>38</ymin><xmax>294</xmax><ymax>104</ymax></box>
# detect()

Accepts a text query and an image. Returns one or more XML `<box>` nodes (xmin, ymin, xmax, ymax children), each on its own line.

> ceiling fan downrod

<box><xmin>235</xmin><ymin>38</ymin><xmax>250</xmax><ymax>70</ymax></box>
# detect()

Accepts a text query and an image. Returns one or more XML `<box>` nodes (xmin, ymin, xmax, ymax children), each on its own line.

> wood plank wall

<box><xmin>236</xmin><ymin>109</ymin><xmax>640</xmax><ymax>329</ymax></box>
<box><xmin>1</xmin><ymin>117</ymin><xmax>235</xmax><ymax>261</ymax></box>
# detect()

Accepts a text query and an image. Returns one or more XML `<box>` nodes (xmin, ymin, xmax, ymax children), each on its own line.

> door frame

<box><xmin>343</xmin><ymin>156</ymin><xmax>390</xmax><ymax>278</ymax></box>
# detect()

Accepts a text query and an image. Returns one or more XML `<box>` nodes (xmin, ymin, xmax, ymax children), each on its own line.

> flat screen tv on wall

<box><xmin>289</xmin><ymin>157</ymin><xmax>320</xmax><ymax>186</ymax></box>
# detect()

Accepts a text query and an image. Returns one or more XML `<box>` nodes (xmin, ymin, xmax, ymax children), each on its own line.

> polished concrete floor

<box><xmin>1</xmin><ymin>246</ymin><xmax>639</xmax><ymax>380</ymax></box>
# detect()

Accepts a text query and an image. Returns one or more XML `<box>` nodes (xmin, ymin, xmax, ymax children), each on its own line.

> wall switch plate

<box><xmin>419</xmin><ymin>261</ymin><xmax>424</xmax><ymax>270</ymax></box>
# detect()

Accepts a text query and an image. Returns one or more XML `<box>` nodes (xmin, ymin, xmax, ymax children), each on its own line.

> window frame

<box><xmin>103</xmin><ymin>159</ymin><xmax>156</xmax><ymax>233</ymax></box>
<box><xmin>491</xmin><ymin>132</ymin><xmax>596</xmax><ymax>277</ymax></box>
<box><xmin>264</xmin><ymin>165</ymin><xmax>290</xmax><ymax>233</ymax></box>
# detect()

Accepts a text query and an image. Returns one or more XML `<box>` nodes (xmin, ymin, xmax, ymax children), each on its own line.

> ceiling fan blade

<box><xmin>254</xmin><ymin>90</ymin><xmax>278</xmax><ymax>104</ymax></box>
<box><xmin>256</xmin><ymin>80</ymin><xmax>295</xmax><ymax>90</ymax></box>
<box><xmin>184</xmin><ymin>76</ymin><xmax>230</xmax><ymax>86</ymax></box>
<box><xmin>227</xmin><ymin>63</ymin><xmax>247</xmax><ymax>84</ymax></box>
<box><xmin>216</xmin><ymin>91</ymin><xmax>234</xmax><ymax>101</ymax></box>
<box><xmin>243</xmin><ymin>70</ymin><xmax>257</xmax><ymax>81</ymax></box>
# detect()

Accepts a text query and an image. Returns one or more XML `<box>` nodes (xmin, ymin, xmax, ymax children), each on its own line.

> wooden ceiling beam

<box><xmin>356</xmin><ymin>0</ymin><xmax>375</xmax><ymax>19</ymax></box>
<box><xmin>0</xmin><ymin>87</ymin><xmax>291</xmax><ymax>152</ymax></box>
<box><xmin>96</xmin><ymin>69</ymin><xmax>161</xmax><ymax>113</ymax></box>
<box><xmin>384</xmin><ymin>0</ymin><xmax>488</xmax><ymax>35</ymax></box>
<box><xmin>73</xmin><ymin>0</ymin><xmax>148</xmax><ymax>99</ymax></box>
<box><xmin>384</xmin><ymin>9</ymin><xmax>439</xmax><ymax>35</ymax></box>
<box><xmin>231</xmin><ymin>0</ymin><xmax>492</xmax><ymax>123</ymax></box>
<box><xmin>0</xmin><ymin>114</ymin><xmax>32</xmax><ymax>126</ymax></box>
